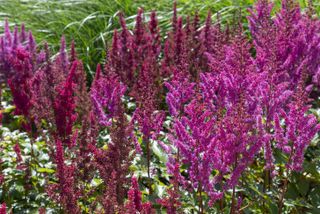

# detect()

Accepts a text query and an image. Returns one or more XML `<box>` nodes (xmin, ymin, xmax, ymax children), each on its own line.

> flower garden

<box><xmin>0</xmin><ymin>0</ymin><xmax>320</xmax><ymax>213</ymax></box>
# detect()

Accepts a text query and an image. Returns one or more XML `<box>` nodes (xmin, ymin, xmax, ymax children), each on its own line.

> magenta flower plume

<box><xmin>53</xmin><ymin>60</ymin><xmax>78</xmax><ymax>145</ymax></box>
<box><xmin>125</xmin><ymin>177</ymin><xmax>154</xmax><ymax>214</ymax></box>
<box><xmin>13</xmin><ymin>143</ymin><xmax>23</xmax><ymax>163</ymax></box>
<box><xmin>4</xmin><ymin>19</ymin><xmax>12</xmax><ymax>47</ymax></box>
<box><xmin>90</xmin><ymin>73</ymin><xmax>126</xmax><ymax>127</ymax></box>
<box><xmin>70</xmin><ymin>40</ymin><xmax>77</xmax><ymax>62</ymax></box>
<box><xmin>7</xmin><ymin>47</ymin><xmax>33</xmax><ymax>119</ymax></box>
<box><xmin>126</xmin><ymin>177</ymin><xmax>142</xmax><ymax>212</ymax></box>
<box><xmin>274</xmin><ymin>81</ymin><xmax>320</xmax><ymax>171</ymax></box>
<box><xmin>57</xmin><ymin>35</ymin><xmax>69</xmax><ymax>74</ymax></box>
<box><xmin>20</xmin><ymin>23</ymin><xmax>27</xmax><ymax>42</ymax></box>
<box><xmin>165</xmin><ymin>71</ymin><xmax>195</xmax><ymax>117</ymax></box>
<box><xmin>48</xmin><ymin>139</ymin><xmax>80</xmax><ymax>213</ymax></box>
<box><xmin>0</xmin><ymin>203</ymin><xmax>6</xmax><ymax>214</ymax></box>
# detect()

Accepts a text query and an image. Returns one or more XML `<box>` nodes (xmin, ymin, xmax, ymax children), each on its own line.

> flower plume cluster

<box><xmin>0</xmin><ymin>0</ymin><xmax>319</xmax><ymax>213</ymax></box>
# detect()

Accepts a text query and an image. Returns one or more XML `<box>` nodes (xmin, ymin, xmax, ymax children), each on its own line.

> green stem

<box><xmin>198</xmin><ymin>182</ymin><xmax>204</xmax><ymax>214</ymax></box>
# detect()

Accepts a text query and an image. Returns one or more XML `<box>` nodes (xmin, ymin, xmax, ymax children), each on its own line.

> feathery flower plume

<box><xmin>53</xmin><ymin>61</ymin><xmax>78</xmax><ymax>145</ymax></box>
<box><xmin>47</xmin><ymin>139</ymin><xmax>80</xmax><ymax>213</ymax></box>
<box><xmin>0</xmin><ymin>203</ymin><xmax>6</xmax><ymax>214</ymax></box>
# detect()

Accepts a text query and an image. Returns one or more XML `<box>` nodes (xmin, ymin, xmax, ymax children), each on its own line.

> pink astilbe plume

<box><xmin>90</xmin><ymin>73</ymin><xmax>126</xmax><ymax>127</ymax></box>
<box><xmin>57</xmin><ymin>36</ymin><xmax>70</xmax><ymax>74</ymax></box>
<box><xmin>0</xmin><ymin>203</ymin><xmax>6</xmax><ymax>214</ymax></box>
<box><xmin>165</xmin><ymin>71</ymin><xmax>195</xmax><ymax>117</ymax></box>
<box><xmin>166</xmin><ymin>28</ymin><xmax>267</xmax><ymax>206</ymax></box>
<box><xmin>7</xmin><ymin>47</ymin><xmax>33</xmax><ymax>119</ymax></box>
<box><xmin>53</xmin><ymin>61</ymin><xmax>78</xmax><ymax>145</ymax></box>
<box><xmin>133</xmin><ymin>57</ymin><xmax>165</xmax><ymax>140</ymax></box>
<box><xmin>31</xmin><ymin>39</ymin><xmax>71</xmax><ymax>129</ymax></box>
<box><xmin>149</xmin><ymin>11</ymin><xmax>161</xmax><ymax>57</ymax></box>
<box><xmin>118</xmin><ymin>13</ymin><xmax>135</xmax><ymax>87</ymax></box>
<box><xmin>90</xmin><ymin>70</ymin><xmax>136</xmax><ymax>212</ymax></box>
<box><xmin>0</xmin><ymin>21</ymin><xmax>50</xmax><ymax>134</ymax></box>
<box><xmin>248</xmin><ymin>0</ymin><xmax>320</xmax><ymax>87</ymax></box>
<box><xmin>13</xmin><ymin>143</ymin><xmax>23</xmax><ymax>163</ymax></box>
<box><xmin>248</xmin><ymin>0</ymin><xmax>320</xmax><ymax>174</ymax></box>
<box><xmin>157</xmin><ymin>161</ymin><xmax>182</xmax><ymax>214</ymax></box>
<box><xmin>274</xmin><ymin>79</ymin><xmax>320</xmax><ymax>171</ymax></box>
<box><xmin>73</xmin><ymin>61</ymin><xmax>91</xmax><ymax>120</ymax></box>
<box><xmin>124</xmin><ymin>177</ymin><xmax>155</xmax><ymax>214</ymax></box>
<box><xmin>132</xmin><ymin>57</ymin><xmax>165</xmax><ymax>181</ymax></box>
<box><xmin>47</xmin><ymin>139</ymin><xmax>80</xmax><ymax>213</ymax></box>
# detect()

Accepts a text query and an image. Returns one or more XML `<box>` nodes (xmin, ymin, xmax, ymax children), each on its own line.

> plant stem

<box><xmin>230</xmin><ymin>185</ymin><xmax>236</xmax><ymax>214</ymax></box>
<box><xmin>219</xmin><ymin>196</ymin><xmax>224</xmax><ymax>213</ymax></box>
<box><xmin>198</xmin><ymin>182</ymin><xmax>204</xmax><ymax>214</ymax></box>
<box><xmin>145</xmin><ymin>137</ymin><xmax>152</xmax><ymax>194</ymax></box>
<box><xmin>230</xmin><ymin>154</ymin><xmax>238</xmax><ymax>214</ymax></box>
<box><xmin>278</xmin><ymin>176</ymin><xmax>288</xmax><ymax>214</ymax></box>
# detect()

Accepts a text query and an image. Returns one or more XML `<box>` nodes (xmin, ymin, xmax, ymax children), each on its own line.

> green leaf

<box><xmin>152</xmin><ymin>142</ymin><xmax>168</xmax><ymax>163</ymax></box>
<box><xmin>36</xmin><ymin>168</ymin><xmax>55</xmax><ymax>174</ymax></box>
<box><xmin>297</xmin><ymin>178</ymin><xmax>310</xmax><ymax>196</ymax></box>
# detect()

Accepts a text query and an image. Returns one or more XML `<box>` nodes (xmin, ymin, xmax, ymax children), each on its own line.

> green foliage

<box><xmin>0</xmin><ymin>127</ymin><xmax>56</xmax><ymax>213</ymax></box>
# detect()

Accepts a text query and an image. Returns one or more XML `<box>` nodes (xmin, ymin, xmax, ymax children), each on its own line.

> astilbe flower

<box><xmin>72</xmin><ymin>113</ymin><xmax>98</xmax><ymax>207</ymax></box>
<box><xmin>93</xmin><ymin>109</ymin><xmax>134</xmax><ymax>213</ymax></box>
<box><xmin>149</xmin><ymin>11</ymin><xmax>161</xmax><ymax>57</ymax></box>
<box><xmin>31</xmin><ymin>39</ymin><xmax>71</xmax><ymax>130</ymax></box>
<box><xmin>53</xmin><ymin>60</ymin><xmax>78</xmax><ymax>146</ymax></box>
<box><xmin>63</xmin><ymin>62</ymin><xmax>98</xmax><ymax>212</ymax></box>
<box><xmin>132</xmin><ymin>58</ymin><xmax>165</xmax><ymax>180</ymax></box>
<box><xmin>166</xmin><ymin>27</ymin><xmax>268</xmax><ymax>207</ymax></box>
<box><xmin>90</xmin><ymin>72</ymin><xmax>126</xmax><ymax>127</ymax></box>
<box><xmin>274</xmin><ymin>78</ymin><xmax>320</xmax><ymax>171</ymax></box>
<box><xmin>13</xmin><ymin>143</ymin><xmax>23</xmax><ymax>163</ymax></box>
<box><xmin>248</xmin><ymin>0</ymin><xmax>320</xmax><ymax>173</ymax></box>
<box><xmin>90</xmin><ymin>71</ymin><xmax>136</xmax><ymax>213</ymax></box>
<box><xmin>0</xmin><ymin>21</ymin><xmax>49</xmax><ymax>134</ymax></box>
<box><xmin>132</xmin><ymin>55</ymin><xmax>164</xmax><ymax>139</ymax></box>
<box><xmin>117</xmin><ymin>10</ymin><xmax>166</xmax><ymax>183</ymax></box>
<box><xmin>56</xmin><ymin>36</ymin><xmax>70</xmax><ymax>74</ymax></box>
<box><xmin>165</xmin><ymin>71</ymin><xmax>195</xmax><ymax>118</ymax></box>
<box><xmin>0</xmin><ymin>203</ymin><xmax>5</xmax><ymax>214</ymax></box>
<box><xmin>0</xmin><ymin>148</ymin><xmax>4</xmax><ymax>186</ymax></box>
<box><xmin>169</xmin><ymin>98</ymin><xmax>221</xmax><ymax>206</ymax></box>
<box><xmin>249</xmin><ymin>0</ymin><xmax>320</xmax><ymax>88</ymax></box>
<box><xmin>157</xmin><ymin>162</ymin><xmax>182</xmax><ymax>214</ymax></box>
<box><xmin>7</xmin><ymin>47</ymin><xmax>33</xmax><ymax>117</ymax></box>
<box><xmin>105</xmin><ymin>13</ymin><xmax>135</xmax><ymax>87</ymax></box>
<box><xmin>160</xmin><ymin>69</ymin><xmax>194</xmax><ymax>213</ymax></box>
<box><xmin>124</xmin><ymin>177</ymin><xmax>155</xmax><ymax>214</ymax></box>
<box><xmin>185</xmin><ymin>12</ymin><xmax>203</xmax><ymax>81</ymax></box>
<box><xmin>162</xmin><ymin>15</ymin><xmax>189</xmax><ymax>76</ymax></box>
<box><xmin>0</xmin><ymin>20</ymin><xmax>42</xmax><ymax>83</ymax></box>
<box><xmin>199</xmin><ymin>11</ymin><xmax>229</xmax><ymax>73</ymax></box>
<box><xmin>274</xmin><ymin>0</ymin><xmax>320</xmax><ymax>86</ymax></box>
<box><xmin>73</xmin><ymin>60</ymin><xmax>91</xmax><ymax>121</ymax></box>
<box><xmin>0</xmin><ymin>20</ymin><xmax>27</xmax><ymax>83</ymax></box>
<box><xmin>7</xmin><ymin>48</ymin><xmax>36</xmax><ymax>133</ymax></box>
<box><xmin>47</xmin><ymin>139</ymin><xmax>80</xmax><ymax>213</ymax></box>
